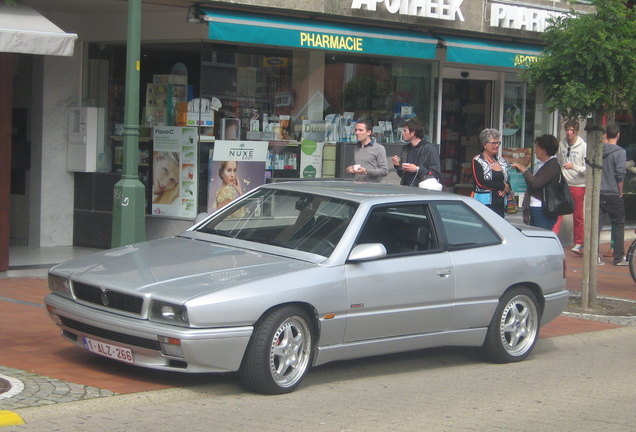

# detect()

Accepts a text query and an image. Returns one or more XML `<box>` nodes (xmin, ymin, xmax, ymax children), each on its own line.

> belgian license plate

<box><xmin>82</xmin><ymin>336</ymin><xmax>134</xmax><ymax>364</ymax></box>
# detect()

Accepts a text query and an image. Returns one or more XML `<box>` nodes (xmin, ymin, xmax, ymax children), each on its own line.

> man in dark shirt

<box><xmin>599</xmin><ymin>123</ymin><xmax>628</xmax><ymax>266</ymax></box>
<box><xmin>392</xmin><ymin>119</ymin><xmax>441</xmax><ymax>186</ymax></box>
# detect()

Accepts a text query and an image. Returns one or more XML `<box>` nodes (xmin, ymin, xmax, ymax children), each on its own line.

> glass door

<box><xmin>440</xmin><ymin>77</ymin><xmax>493</xmax><ymax>194</ymax></box>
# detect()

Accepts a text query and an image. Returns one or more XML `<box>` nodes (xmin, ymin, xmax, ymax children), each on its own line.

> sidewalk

<box><xmin>1</xmin><ymin>241</ymin><xmax>635</xmax><ymax>415</ymax></box>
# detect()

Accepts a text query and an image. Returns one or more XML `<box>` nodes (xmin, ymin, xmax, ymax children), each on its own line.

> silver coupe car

<box><xmin>45</xmin><ymin>181</ymin><xmax>568</xmax><ymax>394</ymax></box>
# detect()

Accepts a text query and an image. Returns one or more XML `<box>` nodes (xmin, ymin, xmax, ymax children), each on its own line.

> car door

<box><xmin>430</xmin><ymin>201</ymin><xmax>506</xmax><ymax>330</ymax></box>
<box><xmin>343</xmin><ymin>203</ymin><xmax>455</xmax><ymax>343</ymax></box>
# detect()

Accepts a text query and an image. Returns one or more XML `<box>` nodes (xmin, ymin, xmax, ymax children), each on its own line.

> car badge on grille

<box><xmin>101</xmin><ymin>292</ymin><xmax>109</xmax><ymax>307</ymax></box>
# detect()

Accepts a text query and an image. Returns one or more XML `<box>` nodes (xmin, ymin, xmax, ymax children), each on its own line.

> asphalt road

<box><xmin>9</xmin><ymin>327</ymin><xmax>636</xmax><ymax>432</ymax></box>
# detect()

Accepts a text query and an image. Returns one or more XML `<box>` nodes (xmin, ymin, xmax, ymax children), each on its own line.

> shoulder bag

<box><xmin>543</xmin><ymin>173</ymin><xmax>574</xmax><ymax>217</ymax></box>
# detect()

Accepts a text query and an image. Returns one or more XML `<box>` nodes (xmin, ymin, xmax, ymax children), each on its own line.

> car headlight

<box><xmin>149</xmin><ymin>301</ymin><xmax>190</xmax><ymax>327</ymax></box>
<box><xmin>48</xmin><ymin>275</ymin><xmax>71</xmax><ymax>296</ymax></box>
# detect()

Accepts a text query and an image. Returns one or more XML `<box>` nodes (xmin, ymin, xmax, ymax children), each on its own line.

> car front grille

<box><xmin>59</xmin><ymin>316</ymin><xmax>161</xmax><ymax>351</ymax></box>
<box><xmin>72</xmin><ymin>282</ymin><xmax>144</xmax><ymax>315</ymax></box>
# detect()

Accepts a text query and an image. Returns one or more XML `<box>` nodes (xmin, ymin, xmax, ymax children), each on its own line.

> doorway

<box><xmin>439</xmin><ymin>70</ymin><xmax>496</xmax><ymax>194</ymax></box>
<box><xmin>10</xmin><ymin>108</ymin><xmax>30</xmax><ymax>245</ymax></box>
<box><xmin>10</xmin><ymin>54</ymin><xmax>36</xmax><ymax>248</ymax></box>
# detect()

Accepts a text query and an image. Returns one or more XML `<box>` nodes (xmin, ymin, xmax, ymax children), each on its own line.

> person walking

<box><xmin>599</xmin><ymin>123</ymin><xmax>628</xmax><ymax>266</ymax></box>
<box><xmin>472</xmin><ymin>128</ymin><xmax>511</xmax><ymax>217</ymax></box>
<box><xmin>346</xmin><ymin>120</ymin><xmax>388</xmax><ymax>183</ymax></box>
<box><xmin>558</xmin><ymin>119</ymin><xmax>587</xmax><ymax>255</ymax></box>
<box><xmin>392</xmin><ymin>118</ymin><xmax>441</xmax><ymax>187</ymax></box>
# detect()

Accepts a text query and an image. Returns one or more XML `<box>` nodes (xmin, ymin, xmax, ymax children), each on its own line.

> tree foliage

<box><xmin>523</xmin><ymin>0</ymin><xmax>636</xmax><ymax>120</ymax></box>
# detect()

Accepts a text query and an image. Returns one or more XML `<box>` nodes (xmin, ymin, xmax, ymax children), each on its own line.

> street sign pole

<box><xmin>112</xmin><ymin>0</ymin><xmax>145</xmax><ymax>248</ymax></box>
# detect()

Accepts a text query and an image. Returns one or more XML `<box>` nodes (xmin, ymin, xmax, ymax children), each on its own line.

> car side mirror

<box><xmin>347</xmin><ymin>243</ymin><xmax>387</xmax><ymax>262</ymax></box>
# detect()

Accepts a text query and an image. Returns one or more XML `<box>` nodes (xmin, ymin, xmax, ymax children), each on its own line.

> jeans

<box><xmin>599</xmin><ymin>194</ymin><xmax>625</xmax><ymax>264</ymax></box>
<box><xmin>530</xmin><ymin>206</ymin><xmax>558</xmax><ymax>231</ymax></box>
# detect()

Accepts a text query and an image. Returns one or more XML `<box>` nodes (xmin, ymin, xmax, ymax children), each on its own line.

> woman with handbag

<box><xmin>472</xmin><ymin>128</ymin><xmax>511</xmax><ymax>217</ymax></box>
<box><xmin>511</xmin><ymin>134</ymin><xmax>562</xmax><ymax>230</ymax></box>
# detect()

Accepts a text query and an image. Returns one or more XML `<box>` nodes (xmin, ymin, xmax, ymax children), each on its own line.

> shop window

<box><xmin>615</xmin><ymin>110</ymin><xmax>636</xmax><ymax>221</ymax></box>
<box><xmin>324</xmin><ymin>58</ymin><xmax>435</xmax><ymax>144</ymax></box>
<box><xmin>501</xmin><ymin>79</ymin><xmax>551</xmax><ymax>198</ymax></box>
<box><xmin>87</xmin><ymin>42</ymin><xmax>436</xmax><ymax>218</ymax></box>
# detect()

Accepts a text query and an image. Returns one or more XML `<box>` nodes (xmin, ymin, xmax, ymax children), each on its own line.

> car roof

<box><xmin>261</xmin><ymin>180</ymin><xmax>461</xmax><ymax>204</ymax></box>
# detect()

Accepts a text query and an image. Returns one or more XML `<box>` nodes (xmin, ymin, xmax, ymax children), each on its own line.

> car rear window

<box><xmin>432</xmin><ymin>202</ymin><xmax>501</xmax><ymax>250</ymax></box>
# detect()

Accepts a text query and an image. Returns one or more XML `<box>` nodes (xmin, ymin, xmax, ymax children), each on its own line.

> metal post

<box><xmin>112</xmin><ymin>0</ymin><xmax>145</xmax><ymax>247</ymax></box>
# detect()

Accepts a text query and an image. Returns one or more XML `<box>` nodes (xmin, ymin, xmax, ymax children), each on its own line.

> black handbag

<box><xmin>543</xmin><ymin>173</ymin><xmax>575</xmax><ymax>217</ymax></box>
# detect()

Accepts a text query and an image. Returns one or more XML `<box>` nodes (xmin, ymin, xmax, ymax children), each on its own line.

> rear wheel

<box><xmin>239</xmin><ymin>306</ymin><xmax>313</xmax><ymax>394</ymax></box>
<box><xmin>627</xmin><ymin>238</ymin><xmax>636</xmax><ymax>284</ymax></box>
<box><xmin>482</xmin><ymin>287</ymin><xmax>540</xmax><ymax>363</ymax></box>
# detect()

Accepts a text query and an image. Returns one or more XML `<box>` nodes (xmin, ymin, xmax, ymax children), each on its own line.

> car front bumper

<box><xmin>45</xmin><ymin>293</ymin><xmax>253</xmax><ymax>373</ymax></box>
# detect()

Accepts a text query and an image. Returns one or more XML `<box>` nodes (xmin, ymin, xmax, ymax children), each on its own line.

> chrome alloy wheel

<box><xmin>268</xmin><ymin>314</ymin><xmax>312</xmax><ymax>389</ymax></box>
<box><xmin>498</xmin><ymin>293</ymin><xmax>539</xmax><ymax>357</ymax></box>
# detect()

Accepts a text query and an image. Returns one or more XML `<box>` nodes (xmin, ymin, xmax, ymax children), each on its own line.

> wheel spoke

<box><xmin>502</xmin><ymin>301</ymin><xmax>531</xmax><ymax>349</ymax></box>
<box><xmin>271</xmin><ymin>321</ymin><xmax>306</xmax><ymax>379</ymax></box>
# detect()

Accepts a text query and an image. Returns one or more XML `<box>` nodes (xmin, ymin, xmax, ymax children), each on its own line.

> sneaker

<box><xmin>597</xmin><ymin>257</ymin><xmax>605</xmax><ymax>266</ymax></box>
<box><xmin>571</xmin><ymin>244</ymin><xmax>583</xmax><ymax>253</ymax></box>
<box><xmin>603</xmin><ymin>248</ymin><xmax>614</xmax><ymax>257</ymax></box>
<box><xmin>615</xmin><ymin>259</ymin><xmax>628</xmax><ymax>266</ymax></box>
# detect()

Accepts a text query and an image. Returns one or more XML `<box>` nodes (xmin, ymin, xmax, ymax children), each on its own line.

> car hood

<box><xmin>50</xmin><ymin>236</ymin><xmax>315</xmax><ymax>301</ymax></box>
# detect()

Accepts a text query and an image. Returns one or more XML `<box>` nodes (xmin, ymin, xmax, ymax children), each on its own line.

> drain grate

<box><xmin>0</xmin><ymin>374</ymin><xmax>24</xmax><ymax>401</ymax></box>
<box><xmin>0</xmin><ymin>377</ymin><xmax>10</xmax><ymax>395</ymax></box>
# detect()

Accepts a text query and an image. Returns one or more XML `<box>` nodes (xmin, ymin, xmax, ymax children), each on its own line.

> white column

<box><xmin>29</xmin><ymin>52</ymin><xmax>81</xmax><ymax>247</ymax></box>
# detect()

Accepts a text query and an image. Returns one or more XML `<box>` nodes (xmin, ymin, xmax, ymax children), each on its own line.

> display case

<box><xmin>267</xmin><ymin>141</ymin><xmax>301</xmax><ymax>179</ymax></box>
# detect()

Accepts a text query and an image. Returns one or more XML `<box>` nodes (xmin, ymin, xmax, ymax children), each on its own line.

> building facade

<box><xmin>5</xmin><ymin>0</ymin><xmax>595</xmax><ymax>253</ymax></box>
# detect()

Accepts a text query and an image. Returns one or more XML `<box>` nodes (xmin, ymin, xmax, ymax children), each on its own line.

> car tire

<box><xmin>481</xmin><ymin>287</ymin><xmax>540</xmax><ymax>363</ymax></box>
<box><xmin>239</xmin><ymin>306</ymin><xmax>313</xmax><ymax>394</ymax></box>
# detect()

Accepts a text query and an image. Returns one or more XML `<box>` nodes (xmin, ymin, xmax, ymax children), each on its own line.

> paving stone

<box><xmin>0</xmin><ymin>366</ymin><xmax>117</xmax><ymax>410</ymax></box>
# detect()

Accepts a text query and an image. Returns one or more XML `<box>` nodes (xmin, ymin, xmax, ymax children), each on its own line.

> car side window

<box><xmin>432</xmin><ymin>202</ymin><xmax>501</xmax><ymax>250</ymax></box>
<box><xmin>357</xmin><ymin>204</ymin><xmax>437</xmax><ymax>256</ymax></box>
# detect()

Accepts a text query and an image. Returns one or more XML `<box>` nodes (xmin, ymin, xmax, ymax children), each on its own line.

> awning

<box><xmin>0</xmin><ymin>0</ymin><xmax>77</xmax><ymax>56</ymax></box>
<box><xmin>201</xmin><ymin>8</ymin><xmax>438</xmax><ymax>60</ymax></box>
<box><xmin>441</xmin><ymin>35</ymin><xmax>543</xmax><ymax>69</ymax></box>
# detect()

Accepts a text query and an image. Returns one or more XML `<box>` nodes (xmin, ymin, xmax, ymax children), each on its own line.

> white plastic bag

<box><xmin>418</xmin><ymin>178</ymin><xmax>443</xmax><ymax>191</ymax></box>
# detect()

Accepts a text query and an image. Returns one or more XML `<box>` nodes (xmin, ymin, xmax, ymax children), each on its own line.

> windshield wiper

<box><xmin>248</xmin><ymin>237</ymin><xmax>286</xmax><ymax>247</ymax></box>
<box><xmin>198</xmin><ymin>228</ymin><xmax>235</xmax><ymax>238</ymax></box>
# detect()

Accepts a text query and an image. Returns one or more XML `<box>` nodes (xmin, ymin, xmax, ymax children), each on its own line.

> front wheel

<box><xmin>481</xmin><ymin>287</ymin><xmax>540</xmax><ymax>363</ymax></box>
<box><xmin>627</xmin><ymin>238</ymin><xmax>636</xmax><ymax>284</ymax></box>
<box><xmin>239</xmin><ymin>306</ymin><xmax>313</xmax><ymax>394</ymax></box>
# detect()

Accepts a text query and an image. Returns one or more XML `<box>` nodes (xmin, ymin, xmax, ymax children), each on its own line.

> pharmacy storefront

<box><xmin>21</xmin><ymin>0</ymin><xmax>592</xmax><ymax>248</ymax></box>
<box><xmin>76</xmin><ymin>7</ymin><xmax>445</xmax><ymax>247</ymax></box>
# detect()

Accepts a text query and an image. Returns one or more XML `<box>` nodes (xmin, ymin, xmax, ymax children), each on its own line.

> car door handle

<box><xmin>436</xmin><ymin>269</ymin><xmax>451</xmax><ymax>278</ymax></box>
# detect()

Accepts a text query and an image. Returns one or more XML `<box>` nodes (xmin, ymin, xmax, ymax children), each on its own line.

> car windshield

<box><xmin>196</xmin><ymin>188</ymin><xmax>358</xmax><ymax>257</ymax></box>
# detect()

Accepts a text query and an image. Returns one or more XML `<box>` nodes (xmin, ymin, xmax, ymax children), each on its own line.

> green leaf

<box><xmin>524</xmin><ymin>0</ymin><xmax>636</xmax><ymax>119</ymax></box>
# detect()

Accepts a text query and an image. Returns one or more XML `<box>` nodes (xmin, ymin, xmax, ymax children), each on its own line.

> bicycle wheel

<box><xmin>628</xmin><ymin>238</ymin><xmax>636</xmax><ymax>284</ymax></box>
